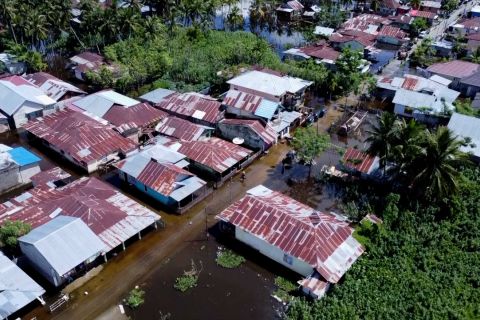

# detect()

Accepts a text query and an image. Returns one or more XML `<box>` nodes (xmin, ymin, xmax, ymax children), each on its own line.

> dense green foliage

<box><xmin>410</xmin><ymin>38</ymin><xmax>436</xmax><ymax>67</ymax></box>
<box><xmin>291</xmin><ymin>127</ymin><xmax>330</xmax><ymax>166</ymax></box>
<box><xmin>126</xmin><ymin>288</ymin><xmax>145</xmax><ymax>309</ymax></box>
<box><xmin>366</xmin><ymin>113</ymin><xmax>469</xmax><ymax>198</ymax></box>
<box><xmin>216</xmin><ymin>248</ymin><xmax>246</xmax><ymax>268</ymax></box>
<box><xmin>455</xmin><ymin>99</ymin><xmax>480</xmax><ymax>117</ymax></box>
<box><xmin>288</xmin><ymin>168</ymin><xmax>480</xmax><ymax>319</ymax></box>
<box><xmin>0</xmin><ymin>220</ymin><xmax>31</xmax><ymax>249</ymax></box>
<box><xmin>273</xmin><ymin>277</ymin><xmax>297</xmax><ymax>302</ymax></box>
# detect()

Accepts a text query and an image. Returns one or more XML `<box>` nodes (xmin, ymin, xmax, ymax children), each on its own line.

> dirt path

<box><xmin>25</xmin><ymin>143</ymin><xmax>290</xmax><ymax>320</ymax></box>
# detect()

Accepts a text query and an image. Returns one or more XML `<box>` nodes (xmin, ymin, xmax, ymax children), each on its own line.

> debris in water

<box><xmin>84</xmin><ymin>291</ymin><xmax>88</xmax><ymax>295</ymax></box>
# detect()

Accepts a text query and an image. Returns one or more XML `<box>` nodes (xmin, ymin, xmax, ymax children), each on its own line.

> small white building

<box><xmin>0</xmin><ymin>145</ymin><xmax>41</xmax><ymax>194</ymax></box>
<box><xmin>216</xmin><ymin>185</ymin><xmax>364</xmax><ymax>299</ymax></box>
<box><xmin>0</xmin><ymin>76</ymin><xmax>56</xmax><ymax>129</ymax></box>
<box><xmin>227</xmin><ymin>69</ymin><xmax>313</xmax><ymax>109</ymax></box>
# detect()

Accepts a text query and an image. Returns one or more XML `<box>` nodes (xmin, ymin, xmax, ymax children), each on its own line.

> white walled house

<box><xmin>0</xmin><ymin>145</ymin><xmax>41</xmax><ymax>193</ymax></box>
<box><xmin>0</xmin><ymin>76</ymin><xmax>56</xmax><ymax>129</ymax></box>
<box><xmin>216</xmin><ymin>185</ymin><xmax>364</xmax><ymax>299</ymax></box>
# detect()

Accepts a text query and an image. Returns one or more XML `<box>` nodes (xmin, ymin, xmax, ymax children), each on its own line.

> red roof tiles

<box><xmin>216</xmin><ymin>185</ymin><xmax>364</xmax><ymax>283</ymax></box>
<box><xmin>24</xmin><ymin>108</ymin><xmax>137</xmax><ymax>164</ymax></box>
<box><xmin>342</xmin><ymin>148</ymin><xmax>377</xmax><ymax>174</ymax></box>
<box><xmin>103</xmin><ymin>102</ymin><xmax>167</xmax><ymax>134</ymax></box>
<box><xmin>155</xmin><ymin>92</ymin><xmax>223</xmax><ymax>125</ymax></box>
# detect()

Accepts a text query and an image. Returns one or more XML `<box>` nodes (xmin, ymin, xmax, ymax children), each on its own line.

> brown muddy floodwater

<box><xmin>126</xmin><ymin>231</ymin><xmax>285</xmax><ymax>320</ymax></box>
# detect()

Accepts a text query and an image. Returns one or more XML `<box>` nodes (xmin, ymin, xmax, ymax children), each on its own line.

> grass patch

<box><xmin>174</xmin><ymin>274</ymin><xmax>198</xmax><ymax>292</ymax></box>
<box><xmin>273</xmin><ymin>277</ymin><xmax>297</xmax><ymax>303</ymax></box>
<box><xmin>216</xmin><ymin>248</ymin><xmax>246</xmax><ymax>268</ymax></box>
<box><xmin>174</xmin><ymin>260</ymin><xmax>202</xmax><ymax>292</ymax></box>
<box><xmin>126</xmin><ymin>287</ymin><xmax>145</xmax><ymax>309</ymax></box>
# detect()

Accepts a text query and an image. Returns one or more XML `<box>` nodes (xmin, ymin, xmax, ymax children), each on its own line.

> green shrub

<box><xmin>174</xmin><ymin>274</ymin><xmax>198</xmax><ymax>292</ymax></box>
<box><xmin>216</xmin><ymin>248</ymin><xmax>246</xmax><ymax>268</ymax></box>
<box><xmin>126</xmin><ymin>288</ymin><xmax>145</xmax><ymax>309</ymax></box>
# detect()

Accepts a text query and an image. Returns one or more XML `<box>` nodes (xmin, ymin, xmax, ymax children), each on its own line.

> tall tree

<box><xmin>409</xmin><ymin>127</ymin><xmax>469</xmax><ymax>198</ymax></box>
<box><xmin>365</xmin><ymin>112</ymin><xmax>399</xmax><ymax>174</ymax></box>
<box><xmin>291</xmin><ymin>127</ymin><xmax>330</xmax><ymax>176</ymax></box>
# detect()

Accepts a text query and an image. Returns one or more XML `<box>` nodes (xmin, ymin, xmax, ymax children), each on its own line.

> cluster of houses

<box><xmin>0</xmin><ymin>65</ymin><xmax>323</xmax><ymax>317</ymax></box>
<box><xmin>281</xmin><ymin>0</ymin><xmax>445</xmax><ymax>70</ymax></box>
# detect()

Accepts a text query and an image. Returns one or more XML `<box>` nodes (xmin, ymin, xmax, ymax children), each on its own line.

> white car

<box><xmin>419</xmin><ymin>31</ymin><xmax>428</xmax><ymax>39</ymax></box>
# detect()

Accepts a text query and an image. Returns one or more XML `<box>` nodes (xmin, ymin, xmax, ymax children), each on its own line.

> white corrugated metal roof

<box><xmin>0</xmin><ymin>78</ymin><xmax>55</xmax><ymax>116</ymax></box>
<box><xmin>227</xmin><ymin>70</ymin><xmax>313</xmax><ymax>96</ymax></box>
<box><xmin>0</xmin><ymin>253</ymin><xmax>45</xmax><ymax>320</ymax></box>
<box><xmin>19</xmin><ymin>215</ymin><xmax>106</xmax><ymax>276</ymax></box>
<box><xmin>73</xmin><ymin>90</ymin><xmax>139</xmax><ymax>118</ymax></box>
<box><xmin>447</xmin><ymin>113</ymin><xmax>480</xmax><ymax>157</ymax></box>
<box><xmin>139</xmin><ymin>88</ymin><xmax>176</xmax><ymax>104</ymax></box>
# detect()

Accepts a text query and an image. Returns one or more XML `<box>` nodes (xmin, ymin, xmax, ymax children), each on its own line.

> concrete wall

<box><xmin>0</xmin><ymin>163</ymin><xmax>21</xmax><ymax>193</ymax></box>
<box><xmin>235</xmin><ymin>227</ymin><xmax>314</xmax><ymax>277</ymax></box>
<box><xmin>217</xmin><ymin>123</ymin><xmax>273</xmax><ymax>151</ymax></box>
<box><xmin>18</xmin><ymin>163</ymin><xmax>41</xmax><ymax>184</ymax></box>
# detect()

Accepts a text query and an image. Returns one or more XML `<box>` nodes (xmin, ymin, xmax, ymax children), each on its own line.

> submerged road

<box><xmin>24</xmin><ymin>143</ymin><xmax>291</xmax><ymax>320</ymax></box>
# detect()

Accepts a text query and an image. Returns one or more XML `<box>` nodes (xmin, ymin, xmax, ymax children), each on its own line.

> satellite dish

<box><xmin>232</xmin><ymin>137</ymin><xmax>244</xmax><ymax>145</ymax></box>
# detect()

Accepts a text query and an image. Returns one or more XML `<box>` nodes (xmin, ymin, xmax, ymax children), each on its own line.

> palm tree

<box><xmin>0</xmin><ymin>0</ymin><xmax>19</xmax><ymax>44</ymax></box>
<box><xmin>388</xmin><ymin>119</ymin><xmax>424</xmax><ymax>181</ymax></box>
<box><xmin>409</xmin><ymin>127</ymin><xmax>469</xmax><ymax>198</ymax></box>
<box><xmin>227</xmin><ymin>6</ymin><xmax>244</xmax><ymax>30</ymax></box>
<box><xmin>365</xmin><ymin>112</ymin><xmax>399</xmax><ymax>175</ymax></box>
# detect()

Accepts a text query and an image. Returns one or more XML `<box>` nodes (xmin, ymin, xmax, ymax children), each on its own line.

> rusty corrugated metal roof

<box><xmin>155</xmin><ymin>116</ymin><xmax>211</xmax><ymax>141</ymax></box>
<box><xmin>164</xmin><ymin>137</ymin><xmax>252</xmax><ymax>174</ymax></box>
<box><xmin>24</xmin><ymin>108</ymin><xmax>137</xmax><ymax>164</ymax></box>
<box><xmin>401</xmin><ymin>77</ymin><xmax>419</xmax><ymax>90</ymax></box>
<box><xmin>0</xmin><ymin>177</ymin><xmax>160</xmax><ymax>250</ymax></box>
<box><xmin>342</xmin><ymin>148</ymin><xmax>377</xmax><ymax>174</ymax></box>
<box><xmin>103</xmin><ymin>102</ymin><xmax>167</xmax><ymax>134</ymax></box>
<box><xmin>216</xmin><ymin>185</ymin><xmax>364</xmax><ymax>283</ymax></box>
<box><xmin>155</xmin><ymin>92</ymin><xmax>223</xmax><ymax>124</ymax></box>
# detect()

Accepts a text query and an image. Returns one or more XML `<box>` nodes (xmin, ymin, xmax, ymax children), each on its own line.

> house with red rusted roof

<box><xmin>23</xmin><ymin>72</ymin><xmax>85</xmax><ymax>105</ymax></box>
<box><xmin>0</xmin><ymin>176</ymin><xmax>161</xmax><ymax>258</ymax></box>
<box><xmin>341</xmin><ymin>148</ymin><xmax>380</xmax><ymax>177</ymax></box>
<box><xmin>409</xmin><ymin>10</ymin><xmax>438</xmax><ymax>24</ymax></box>
<box><xmin>329</xmin><ymin>30</ymin><xmax>377</xmax><ymax>52</ymax></box>
<box><xmin>115</xmin><ymin>146</ymin><xmax>207</xmax><ymax>213</ymax></box>
<box><xmin>216</xmin><ymin>185</ymin><xmax>364</xmax><ymax>299</ymax></box>
<box><xmin>377</xmin><ymin>25</ymin><xmax>407</xmax><ymax>45</ymax></box>
<box><xmin>24</xmin><ymin>108</ymin><xmax>138</xmax><ymax>173</ymax></box>
<box><xmin>378</xmin><ymin>0</ymin><xmax>401</xmax><ymax>16</ymax></box>
<box><xmin>155</xmin><ymin>116</ymin><xmax>213</xmax><ymax>142</ymax></box>
<box><xmin>68</xmin><ymin>51</ymin><xmax>119</xmax><ymax>81</ymax></box>
<box><xmin>389</xmin><ymin>14</ymin><xmax>414</xmax><ymax>31</ymax></box>
<box><xmin>218</xmin><ymin>119</ymin><xmax>277</xmax><ymax>151</ymax></box>
<box><xmin>151</xmin><ymin>91</ymin><xmax>224</xmax><ymax>127</ymax></box>
<box><xmin>427</xmin><ymin>60</ymin><xmax>480</xmax><ymax>94</ymax></box>
<box><xmin>157</xmin><ymin>136</ymin><xmax>253</xmax><ymax>184</ymax></box>
<box><xmin>341</xmin><ymin>13</ymin><xmax>391</xmax><ymax>34</ymax></box>
<box><xmin>283</xmin><ymin>42</ymin><xmax>341</xmax><ymax>68</ymax></box>
<box><xmin>102</xmin><ymin>102</ymin><xmax>167</xmax><ymax>143</ymax></box>
<box><xmin>276</xmin><ymin>0</ymin><xmax>304</xmax><ymax>20</ymax></box>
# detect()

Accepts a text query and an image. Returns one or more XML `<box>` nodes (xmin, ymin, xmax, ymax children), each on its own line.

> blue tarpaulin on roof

<box><xmin>254</xmin><ymin>100</ymin><xmax>279</xmax><ymax>120</ymax></box>
<box><xmin>7</xmin><ymin>147</ymin><xmax>41</xmax><ymax>166</ymax></box>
